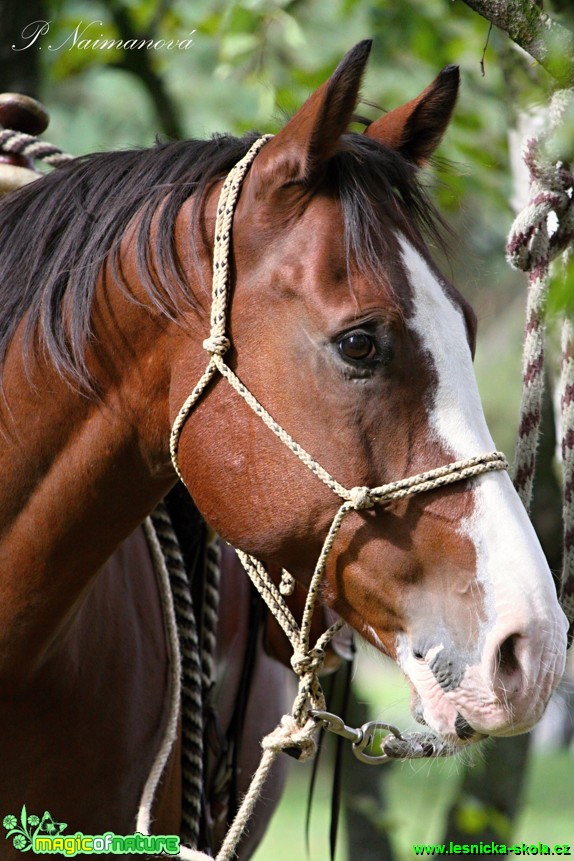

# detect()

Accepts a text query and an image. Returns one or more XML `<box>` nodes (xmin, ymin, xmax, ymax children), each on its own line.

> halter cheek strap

<box><xmin>169</xmin><ymin>136</ymin><xmax>508</xmax><ymax>860</ymax></box>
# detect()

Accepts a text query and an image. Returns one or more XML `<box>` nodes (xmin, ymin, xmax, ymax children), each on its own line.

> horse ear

<box><xmin>250</xmin><ymin>40</ymin><xmax>372</xmax><ymax>189</ymax></box>
<box><xmin>364</xmin><ymin>65</ymin><xmax>459</xmax><ymax>165</ymax></box>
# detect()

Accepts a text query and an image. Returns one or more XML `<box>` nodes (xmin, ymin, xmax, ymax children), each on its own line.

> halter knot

<box><xmin>262</xmin><ymin>713</ymin><xmax>319</xmax><ymax>762</ymax></box>
<box><xmin>203</xmin><ymin>334</ymin><xmax>231</xmax><ymax>356</ymax></box>
<box><xmin>348</xmin><ymin>485</ymin><xmax>374</xmax><ymax>510</ymax></box>
<box><xmin>507</xmin><ymin>90</ymin><xmax>574</xmax><ymax>274</ymax></box>
<box><xmin>290</xmin><ymin>648</ymin><xmax>325</xmax><ymax>676</ymax></box>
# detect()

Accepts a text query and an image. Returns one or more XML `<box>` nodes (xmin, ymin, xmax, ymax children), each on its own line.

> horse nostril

<box><xmin>493</xmin><ymin>633</ymin><xmax>524</xmax><ymax>699</ymax></box>
<box><xmin>413</xmin><ymin>647</ymin><xmax>425</xmax><ymax>661</ymax></box>
<box><xmin>498</xmin><ymin>634</ymin><xmax>520</xmax><ymax>678</ymax></box>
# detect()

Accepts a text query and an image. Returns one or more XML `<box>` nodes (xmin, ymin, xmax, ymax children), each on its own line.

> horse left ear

<box><xmin>249</xmin><ymin>40</ymin><xmax>372</xmax><ymax>191</ymax></box>
<box><xmin>365</xmin><ymin>65</ymin><xmax>459</xmax><ymax>165</ymax></box>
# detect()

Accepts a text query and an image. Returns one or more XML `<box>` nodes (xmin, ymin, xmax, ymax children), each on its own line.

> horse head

<box><xmin>171</xmin><ymin>42</ymin><xmax>567</xmax><ymax>747</ymax></box>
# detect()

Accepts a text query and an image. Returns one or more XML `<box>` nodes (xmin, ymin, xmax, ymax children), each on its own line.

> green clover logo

<box><xmin>1</xmin><ymin>804</ymin><xmax>62</xmax><ymax>852</ymax></box>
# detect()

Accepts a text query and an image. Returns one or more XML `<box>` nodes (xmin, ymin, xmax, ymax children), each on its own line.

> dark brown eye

<box><xmin>338</xmin><ymin>330</ymin><xmax>377</xmax><ymax>363</ymax></box>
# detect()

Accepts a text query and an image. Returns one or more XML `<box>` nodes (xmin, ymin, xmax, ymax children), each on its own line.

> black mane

<box><xmin>0</xmin><ymin>129</ymin><xmax>444</xmax><ymax>389</ymax></box>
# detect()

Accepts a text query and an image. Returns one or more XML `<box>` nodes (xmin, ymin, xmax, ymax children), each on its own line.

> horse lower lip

<box><xmin>414</xmin><ymin>707</ymin><xmax>427</xmax><ymax>726</ymax></box>
<box><xmin>454</xmin><ymin>713</ymin><xmax>476</xmax><ymax>740</ymax></box>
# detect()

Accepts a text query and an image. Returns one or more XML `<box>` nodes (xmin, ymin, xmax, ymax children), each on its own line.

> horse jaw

<box><xmin>393</xmin><ymin>235</ymin><xmax>568</xmax><ymax>743</ymax></box>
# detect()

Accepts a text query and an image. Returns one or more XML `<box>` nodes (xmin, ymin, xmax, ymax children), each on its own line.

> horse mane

<box><xmin>0</xmin><ymin>128</ymin><xmax>445</xmax><ymax>390</ymax></box>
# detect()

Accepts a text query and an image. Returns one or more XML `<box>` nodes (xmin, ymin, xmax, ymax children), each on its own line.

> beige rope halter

<box><xmin>169</xmin><ymin>136</ymin><xmax>508</xmax><ymax>860</ymax></box>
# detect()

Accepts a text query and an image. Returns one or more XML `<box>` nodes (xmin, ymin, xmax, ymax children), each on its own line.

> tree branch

<box><xmin>459</xmin><ymin>0</ymin><xmax>574</xmax><ymax>85</ymax></box>
<box><xmin>105</xmin><ymin>0</ymin><xmax>185</xmax><ymax>140</ymax></box>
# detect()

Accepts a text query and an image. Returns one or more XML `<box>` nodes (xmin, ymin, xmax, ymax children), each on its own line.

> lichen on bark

<box><xmin>460</xmin><ymin>0</ymin><xmax>574</xmax><ymax>85</ymax></box>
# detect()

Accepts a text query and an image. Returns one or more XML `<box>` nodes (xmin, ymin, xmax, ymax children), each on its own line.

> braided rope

<box><xmin>148</xmin><ymin>504</ymin><xmax>205</xmax><ymax>848</ymax></box>
<box><xmin>201</xmin><ymin>527</ymin><xmax>221</xmax><ymax>690</ymax></box>
<box><xmin>0</xmin><ymin>128</ymin><xmax>75</xmax><ymax>166</ymax></box>
<box><xmin>560</xmin><ymin>287</ymin><xmax>574</xmax><ymax>622</ymax></box>
<box><xmin>506</xmin><ymin>89</ymin><xmax>574</xmax><ymax>625</ymax></box>
<box><xmin>170</xmin><ymin>136</ymin><xmax>509</xmax><ymax>861</ymax></box>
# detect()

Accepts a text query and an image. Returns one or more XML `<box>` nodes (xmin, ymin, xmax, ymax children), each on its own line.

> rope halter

<box><xmin>169</xmin><ymin>136</ymin><xmax>508</xmax><ymax>860</ymax></box>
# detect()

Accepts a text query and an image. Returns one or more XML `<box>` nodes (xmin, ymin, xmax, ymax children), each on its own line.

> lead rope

<box><xmin>170</xmin><ymin>136</ymin><xmax>508</xmax><ymax>860</ymax></box>
<box><xmin>506</xmin><ymin>89</ymin><xmax>574</xmax><ymax>626</ymax></box>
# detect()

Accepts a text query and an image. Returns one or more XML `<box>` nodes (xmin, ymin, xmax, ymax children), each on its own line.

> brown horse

<box><xmin>0</xmin><ymin>40</ymin><xmax>567</xmax><ymax>858</ymax></box>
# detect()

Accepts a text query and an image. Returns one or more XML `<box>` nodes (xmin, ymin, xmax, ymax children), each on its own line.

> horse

<box><xmin>0</xmin><ymin>98</ymin><xmax>345</xmax><ymax>861</ymax></box>
<box><xmin>0</xmin><ymin>39</ymin><xmax>567</xmax><ymax>858</ymax></box>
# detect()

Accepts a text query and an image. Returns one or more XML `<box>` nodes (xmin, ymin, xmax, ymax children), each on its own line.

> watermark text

<box><xmin>12</xmin><ymin>20</ymin><xmax>195</xmax><ymax>53</ymax></box>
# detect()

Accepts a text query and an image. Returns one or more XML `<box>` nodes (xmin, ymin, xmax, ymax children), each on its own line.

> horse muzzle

<box><xmin>399</xmin><ymin>611</ymin><xmax>568</xmax><ymax>743</ymax></box>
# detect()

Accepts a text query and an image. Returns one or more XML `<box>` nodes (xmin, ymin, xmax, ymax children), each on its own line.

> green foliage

<box><xmin>40</xmin><ymin>1</ymin><xmax>517</xmax><ymax>209</ymax></box>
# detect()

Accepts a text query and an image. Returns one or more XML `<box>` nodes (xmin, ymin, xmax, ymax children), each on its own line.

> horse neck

<box><xmin>0</xmin><ymin>257</ymin><xmax>188</xmax><ymax>684</ymax></box>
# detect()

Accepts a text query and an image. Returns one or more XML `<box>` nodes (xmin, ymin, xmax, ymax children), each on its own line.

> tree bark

<box><xmin>459</xmin><ymin>0</ymin><xmax>574</xmax><ymax>85</ymax></box>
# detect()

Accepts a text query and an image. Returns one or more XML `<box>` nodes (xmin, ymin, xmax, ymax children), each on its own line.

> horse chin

<box><xmin>409</xmin><ymin>688</ymin><xmax>487</xmax><ymax>750</ymax></box>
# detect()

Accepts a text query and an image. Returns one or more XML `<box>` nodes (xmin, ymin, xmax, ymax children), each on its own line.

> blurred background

<box><xmin>1</xmin><ymin>0</ymin><xmax>572</xmax><ymax>857</ymax></box>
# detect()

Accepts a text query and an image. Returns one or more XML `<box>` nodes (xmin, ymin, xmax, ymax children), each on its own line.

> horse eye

<box><xmin>338</xmin><ymin>331</ymin><xmax>377</xmax><ymax>363</ymax></box>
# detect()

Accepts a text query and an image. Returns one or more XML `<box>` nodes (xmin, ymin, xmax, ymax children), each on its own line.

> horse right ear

<box><xmin>247</xmin><ymin>40</ymin><xmax>372</xmax><ymax>194</ymax></box>
<box><xmin>364</xmin><ymin>65</ymin><xmax>459</xmax><ymax>165</ymax></box>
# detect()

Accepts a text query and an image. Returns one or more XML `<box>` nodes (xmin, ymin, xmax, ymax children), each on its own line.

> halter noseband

<box><xmin>168</xmin><ymin>137</ymin><xmax>508</xmax><ymax>858</ymax></box>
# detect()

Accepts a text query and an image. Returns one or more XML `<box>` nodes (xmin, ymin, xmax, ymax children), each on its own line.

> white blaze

<box><xmin>394</xmin><ymin>236</ymin><xmax>567</xmax><ymax>737</ymax></box>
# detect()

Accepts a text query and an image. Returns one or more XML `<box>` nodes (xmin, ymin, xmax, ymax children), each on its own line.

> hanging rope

<box><xmin>148</xmin><ymin>504</ymin><xmax>205</xmax><ymax>848</ymax></box>
<box><xmin>560</xmin><ymin>306</ymin><xmax>574</xmax><ymax>623</ymax></box>
<box><xmin>506</xmin><ymin>89</ymin><xmax>574</xmax><ymax>625</ymax></box>
<box><xmin>140</xmin><ymin>504</ymin><xmax>224</xmax><ymax>853</ymax></box>
<box><xmin>200</xmin><ymin>527</ymin><xmax>221</xmax><ymax>692</ymax></box>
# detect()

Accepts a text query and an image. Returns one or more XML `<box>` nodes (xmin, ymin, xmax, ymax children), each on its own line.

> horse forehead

<box><xmin>274</xmin><ymin>199</ymin><xmax>409</xmax><ymax>309</ymax></box>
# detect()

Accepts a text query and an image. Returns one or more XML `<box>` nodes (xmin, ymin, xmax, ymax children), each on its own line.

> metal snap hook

<box><xmin>310</xmin><ymin>710</ymin><xmax>363</xmax><ymax>743</ymax></box>
<box><xmin>351</xmin><ymin>719</ymin><xmax>403</xmax><ymax>765</ymax></box>
<box><xmin>311</xmin><ymin>710</ymin><xmax>404</xmax><ymax>765</ymax></box>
